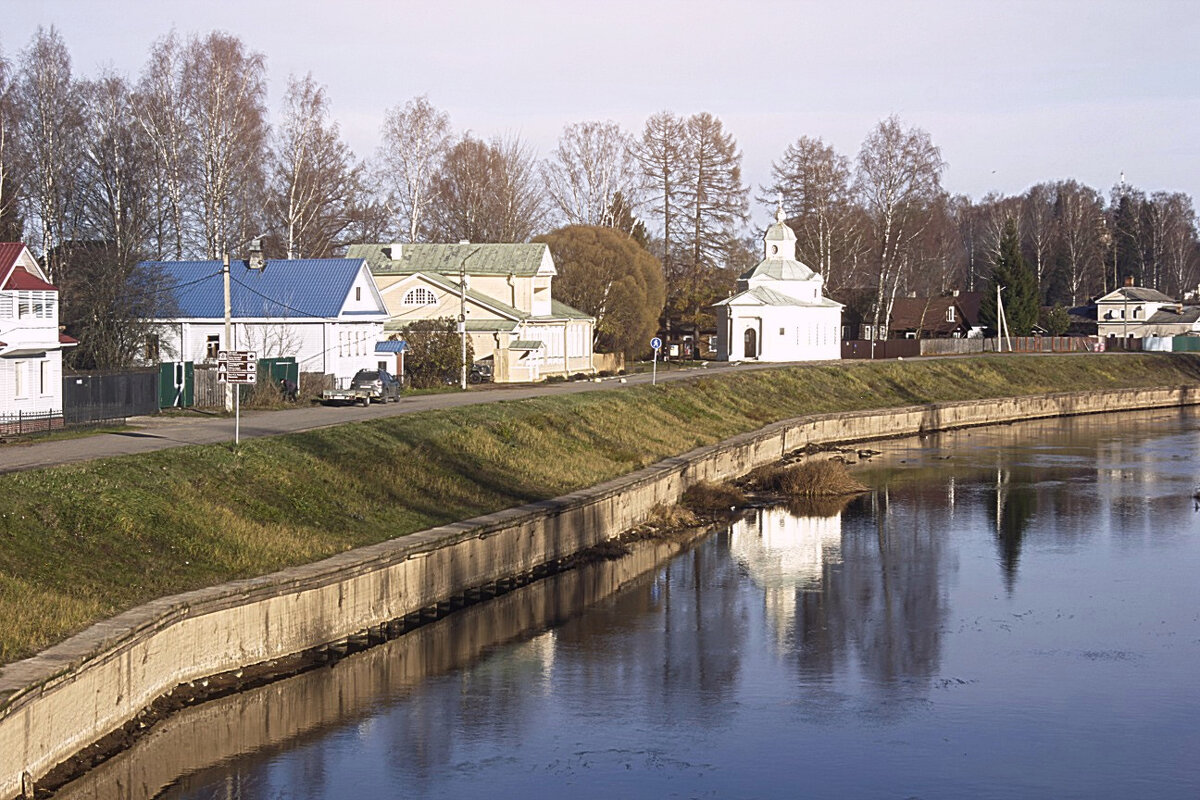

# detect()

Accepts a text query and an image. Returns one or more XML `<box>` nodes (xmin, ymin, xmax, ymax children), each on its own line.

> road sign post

<box><xmin>650</xmin><ymin>337</ymin><xmax>662</xmax><ymax>386</ymax></box>
<box><xmin>217</xmin><ymin>350</ymin><xmax>257</xmax><ymax>444</ymax></box>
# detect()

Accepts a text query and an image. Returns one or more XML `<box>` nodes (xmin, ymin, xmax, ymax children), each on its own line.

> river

<box><xmin>56</xmin><ymin>407</ymin><xmax>1200</xmax><ymax>799</ymax></box>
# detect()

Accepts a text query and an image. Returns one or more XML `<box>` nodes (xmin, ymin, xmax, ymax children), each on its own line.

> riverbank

<box><xmin>2</xmin><ymin>358</ymin><xmax>1200</xmax><ymax>798</ymax></box>
<box><xmin>2</xmin><ymin>354</ymin><xmax>1199</xmax><ymax>666</ymax></box>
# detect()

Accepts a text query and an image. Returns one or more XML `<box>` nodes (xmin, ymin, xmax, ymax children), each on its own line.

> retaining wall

<box><xmin>2</xmin><ymin>385</ymin><xmax>1198</xmax><ymax>799</ymax></box>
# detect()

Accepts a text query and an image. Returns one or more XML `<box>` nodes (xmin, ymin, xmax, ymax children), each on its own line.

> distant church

<box><xmin>713</xmin><ymin>207</ymin><xmax>842</xmax><ymax>361</ymax></box>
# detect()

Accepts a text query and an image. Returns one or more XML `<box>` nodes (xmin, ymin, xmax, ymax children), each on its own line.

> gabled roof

<box><xmin>415</xmin><ymin>270</ymin><xmax>528</xmax><ymax>319</ymax></box>
<box><xmin>349</xmin><ymin>242</ymin><xmax>553</xmax><ymax>277</ymax></box>
<box><xmin>139</xmin><ymin>258</ymin><xmax>380</xmax><ymax>320</ymax></box>
<box><xmin>714</xmin><ymin>285</ymin><xmax>842</xmax><ymax>308</ymax></box>
<box><xmin>0</xmin><ymin>243</ymin><xmax>28</xmax><ymax>275</ymax></box>
<box><xmin>3</xmin><ymin>266</ymin><xmax>57</xmax><ymax>291</ymax></box>
<box><xmin>0</xmin><ymin>243</ymin><xmax>56</xmax><ymax>290</ymax></box>
<box><xmin>1099</xmin><ymin>286</ymin><xmax>1176</xmax><ymax>304</ymax></box>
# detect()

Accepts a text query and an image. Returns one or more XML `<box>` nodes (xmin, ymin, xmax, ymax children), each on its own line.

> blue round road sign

<box><xmin>651</xmin><ymin>337</ymin><xmax>662</xmax><ymax>350</ymax></box>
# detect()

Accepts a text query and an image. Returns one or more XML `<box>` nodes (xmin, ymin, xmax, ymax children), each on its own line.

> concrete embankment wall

<box><xmin>2</xmin><ymin>385</ymin><xmax>1197</xmax><ymax>799</ymax></box>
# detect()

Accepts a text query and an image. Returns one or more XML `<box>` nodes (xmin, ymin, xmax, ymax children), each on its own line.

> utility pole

<box><xmin>223</xmin><ymin>252</ymin><xmax>233</xmax><ymax>412</ymax></box>
<box><xmin>458</xmin><ymin>247</ymin><xmax>480</xmax><ymax>390</ymax></box>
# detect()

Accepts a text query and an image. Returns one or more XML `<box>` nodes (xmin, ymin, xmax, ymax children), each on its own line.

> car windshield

<box><xmin>353</xmin><ymin>370</ymin><xmax>380</xmax><ymax>381</ymax></box>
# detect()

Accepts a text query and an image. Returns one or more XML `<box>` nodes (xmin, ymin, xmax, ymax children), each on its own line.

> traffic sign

<box><xmin>217</xmin><ymin>350</ymin><xmax>258</xmax><ymax>384</ymax></box>
<box><xmin>650</xmin><ymin>337</ymin><xmax>662</xmax><ymax>350</ymax></box>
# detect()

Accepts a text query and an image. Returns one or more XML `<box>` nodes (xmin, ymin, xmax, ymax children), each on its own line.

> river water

<box><xmin>57</xmin><ymin>408</ymin><xmax>1200</xmax><ymax>799</ymax></box>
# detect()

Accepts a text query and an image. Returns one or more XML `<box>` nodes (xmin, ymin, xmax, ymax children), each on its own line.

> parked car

<box><xmin>322</xmin><ymin>369</ymin><xmax>401</xmax><ymax>406</ymax></box>
<box><xmin>469</xmin><ymin>362</ymin><xmax>493</xmax><ymax>384</ymax></box>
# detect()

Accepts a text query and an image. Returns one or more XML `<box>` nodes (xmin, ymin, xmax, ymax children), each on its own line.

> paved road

<box><xmin>0</xmin><ymin>360</ymin><xmax>783</xmax><ymax>474</ymax></box>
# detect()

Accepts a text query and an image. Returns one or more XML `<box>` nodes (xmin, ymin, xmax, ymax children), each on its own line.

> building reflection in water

<box><xmin>729</xmin><ymin>491</ymin><xmax>951</xmax><ymax>699</ymax></box>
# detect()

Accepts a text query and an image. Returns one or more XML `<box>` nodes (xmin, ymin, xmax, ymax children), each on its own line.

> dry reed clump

<box><xmin>681</xmin><ymin>480</ymin><xmax>747</xmax><ymax>512</ymax></box>
<box><xmin>746</xmin><ymin>460</ymin><xmax>867</xmax><ymax>498</ymax></box>
<box><xmin>645</xmin><ymin>503</ymin><xmax>700</xmax><ymax>529</ymax></box>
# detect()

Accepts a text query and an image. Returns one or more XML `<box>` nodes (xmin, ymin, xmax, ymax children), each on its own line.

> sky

<box><xmin>6</xmin><ymin>0</ymin><xmax>1200</xmax><ymax>229</ymax></box>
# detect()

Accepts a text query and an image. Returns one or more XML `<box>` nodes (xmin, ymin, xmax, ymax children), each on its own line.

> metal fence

<box><xmin>62</xmin><ymin>369</ymin><xmax>159</xmax><ymax>424</ymax></box>
<box><xmin>0</xmin><ymin>409</ymin><xmax>66</xmax><ymax>437</ymax></box>
<box><xmin>842</xmin><ymin>339</ymin><xmax>921</xmax><ymax>359</ymax></box>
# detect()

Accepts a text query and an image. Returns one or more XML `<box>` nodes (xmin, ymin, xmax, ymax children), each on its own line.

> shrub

<box><xmin>746</xmin><ymin>460</ymin><xmax>866</xmax><ymax>497</ymax></box>
<box><xmin>682</xmin><ymin>480</ymin><xmax>747</xmax><ymax>512</ymax></box>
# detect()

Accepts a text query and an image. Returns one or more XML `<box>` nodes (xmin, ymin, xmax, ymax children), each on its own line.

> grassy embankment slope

<box><xmin>2</xmin><ymin>354</ymin><xmax>1198</xmax><ymax>665</ymax></box>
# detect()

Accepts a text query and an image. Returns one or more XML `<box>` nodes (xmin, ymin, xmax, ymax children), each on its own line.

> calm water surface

<box><xmin>61</xmin><ymin>408</ymin><xmax>1200</xmax><ymax>799</ymax></box>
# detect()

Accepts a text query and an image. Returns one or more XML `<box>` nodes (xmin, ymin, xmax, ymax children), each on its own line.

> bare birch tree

<box><xmin>134</xmin><ymin>32</ymin><xmax>195</xmax><ymax>259</ymax></box>
<box><xmin>1150</xmin><ymin>191</ymin><xmax>1199</xmax><ymax>298</ymax></box>
<box><xmin>0</xmin><ymin>48</ymin><xmax>24</xmax><ymax>241</ymax></box>
<box><xmin>377</xmin><ymin>95</ymin><xmax>451</xmax><ymax>243</ymax></box>
<box><xmin>181</xmin><ymin>32</ymin><xmax>268</xmax><ymax>258</ymax></box>
<box><xmin>1021</xmin><ymin>182</ymin><xmax>1057</xmax><ymax>296</ymax></box>
<box><xmin>541</xmin><ymin>120</ymin><xmax>641</xmax><ymax>228</ymax></box>
<box><xmin>1054</xmin><ymin>180</ymin><xmax>1105</xmax><ymax>305</ymax></box>
<box><xmin>854</xmin><ymin>116</ymin><xmax>945</xmax><ymax>340</ymax></box>
<box><xmin>17</xmin><ymin>26</ymin><xmax>83</xmax><ymax>281</ymax></box>
<box><xmin>268</xmin><ymin>73</ymin><xmax>361</xmax><ymax>258</ymax></box>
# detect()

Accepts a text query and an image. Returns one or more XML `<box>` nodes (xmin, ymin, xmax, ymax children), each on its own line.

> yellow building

<box><xmin>346</xmin><ymin>242</ymin><xmax>595</xmax><ymax>383</ymax></box>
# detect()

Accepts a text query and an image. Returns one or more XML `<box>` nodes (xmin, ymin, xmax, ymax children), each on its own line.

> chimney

<box><xmin>247</xmin><ymin>238</ymin><xmax>265</xmax><ymax>270</ymax></box>
<box><xmin>387</xmin><ymin>243</ymin><xmax>403</xmax><ymax>260</ymax></box>
<box><xmin>1123</xmin><ymin>276</ymin><xmax>1134</xmax><ymax>287</ymax></box>
<box><xmin>459</xmin><ymin>239</ymin><xmax>470</xmax><ymax>245</ymax></box>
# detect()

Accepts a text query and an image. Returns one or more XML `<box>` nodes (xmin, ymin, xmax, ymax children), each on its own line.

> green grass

<box><xmin>1</xmin><ymin>353</ymin><xmax>1198</xmax><ymax>665</ymax></box>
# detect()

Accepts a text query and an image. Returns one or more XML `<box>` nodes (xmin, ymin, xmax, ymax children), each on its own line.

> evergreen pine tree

<box><xmin>981</xmin><ymin>218</ymin><xmax>1039</xmax><ymax>335</ymax></box>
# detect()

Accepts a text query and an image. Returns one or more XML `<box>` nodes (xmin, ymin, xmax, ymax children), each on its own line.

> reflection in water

<box><xmin>729</xmin><ymin>505</ymin><xmax>842</xmax><ymax>650</ymax></box>
<box><xmin>54</xmin><ymin>539</ymin><xmax>692</xmax><ymax>800</ymax></box>
<box><xmin>988</xmin><ymin>469</ymin><xmax>1037</xmax><ymax>591</ymax></box>
<box><xmin>55</xmin><ymin>407</ymin><xmax>1200</xmax><ymax>800</ymax></box>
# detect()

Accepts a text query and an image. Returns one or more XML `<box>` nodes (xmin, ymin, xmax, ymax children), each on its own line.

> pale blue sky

<box><xmin>7</xmin><ymin>0</ymin><xmax>1199</xmax><ymax>227</ymax></box>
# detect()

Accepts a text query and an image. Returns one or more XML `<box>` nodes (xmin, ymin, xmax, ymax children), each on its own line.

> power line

<box><xmin>228</xmin><ymin>274</ymin><xmax>325</xmax><ymax>319</ymax></box>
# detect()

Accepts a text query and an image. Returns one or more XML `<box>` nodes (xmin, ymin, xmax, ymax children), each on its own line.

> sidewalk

<box><xmin>0</xmin><ymin>361</ymin><xmax>750</xmax><ymax>474</ymax></box>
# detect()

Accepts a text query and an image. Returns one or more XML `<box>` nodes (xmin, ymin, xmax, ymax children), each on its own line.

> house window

<box><xmin>403</xmin><ymin>287</ymin><xmax>437</xmax><ymax>306</ymax></box>
<box><xmin>146</xmin><ymin>335</ymin><xmax>161</xmax><ymax>363</ymax></box>
<box><xmin>355</xmin><ymin>286</ymin><xmax>362</xmax><ymax>302</ymax></box>
<box><xmin>947</xmin><ymin>306</ymin><xmax>956</xmax><ymax>323</ymax></box>
<box><xmin>779</xmin><ymin>327</ymin><xmax>785</xmax><ymax>336</ymax></box>
<box><xmin>39</xmin><ymin>361</ymin><xmax>49</xmax><ymax>395</ymax></box>
<box><xmin>0</xmin><ymin>293</ymin><xmax>12</xmax><ymax>318</ymax></box>
<box><xmin>13</xmin><ymin>361</ymin><xmax>25</xmax><ymax>398</ymax></box>
<box><xmin>205</xmin><ymin>335</ymin><xmax>220</xmax><ymax>360</ymax></box>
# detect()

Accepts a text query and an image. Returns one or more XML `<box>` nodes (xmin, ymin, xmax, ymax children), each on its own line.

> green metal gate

<box><xmin>158</xmin><ymin>362</ymin><xmax>194</xmax><ymax>408</ymax></box>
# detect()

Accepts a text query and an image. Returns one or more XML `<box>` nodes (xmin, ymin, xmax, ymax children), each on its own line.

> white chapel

<box><xmin>713</xmin><ymin>207</ymin><xmax>842</xmax><ymax>362</ymax></box>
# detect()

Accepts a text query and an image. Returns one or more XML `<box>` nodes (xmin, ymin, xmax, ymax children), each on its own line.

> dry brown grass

<box><xmin>681</xmin><ymin>480</ymin><xmax>747</xmax><ymax>512</ymax></box>
<box><xmin>746</xmin><ymin>460</ymin><xmax>867</xmax><ymax>498</ymax></box>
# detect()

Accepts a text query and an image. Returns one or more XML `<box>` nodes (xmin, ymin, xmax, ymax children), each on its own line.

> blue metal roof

<box><xmin>375</xmin><ymin>340</ymin><xmax>408</xmax><ymax>352</ymax></box>
<box><xmin>140</xmin><ymin>258</ymin><xmax>369</xmax><ymax>319</ymax></box>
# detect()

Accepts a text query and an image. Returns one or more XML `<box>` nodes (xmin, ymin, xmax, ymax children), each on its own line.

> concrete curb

<box><xmin>1</xmin><ymin>385</ymin><xmax>1197</xmax><ymax>798</ymax></box>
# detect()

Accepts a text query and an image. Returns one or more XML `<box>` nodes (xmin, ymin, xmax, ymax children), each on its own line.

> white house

<box><xmin>0</xmin><ymin>243</ymin><xmax>76</xmax><ymax>422</ymax></box>
<box><xmin>1095</xmin><ymin>283</ymin><xmax>1190</xmax><ymax>338</ymax></box>
<box><xmin>140</xmin><ymin>257</ymin><xmax>389</xmax><ymax>385</ymax></box>
<box><xmin>713</xmin><ymin>208</ymin><xmax>842</xmax><ymax>362</ymax></box>
<box><xmin>346</xmin><ymin>242</ymin><xmax>595</xmax><ymax>383</ymax></box>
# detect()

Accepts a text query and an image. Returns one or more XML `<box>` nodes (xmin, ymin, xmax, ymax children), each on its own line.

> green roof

<box><xmin>739</xmin><ymin>257</ymin><xmax>816</xmax><ymax>282</ymax></box>
<box><xmin>714</xmin><ymin>286</ymin><xmax>842</xmax><ymax>308</ymax></box>
<box><xmin>349</xmin><ymin>243</ymin><xmax>551</xmax><ymax>277</ymax></box>
<box><xmin>550</xmin><ymin>299</ymin><xmax>592</xmax><ymax>320</ymax></box>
